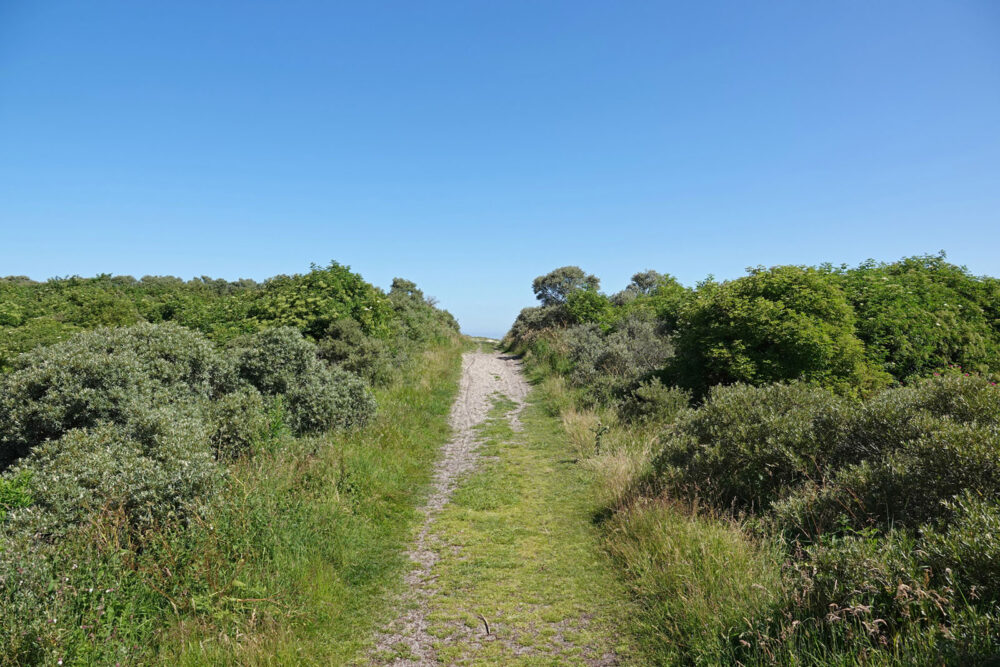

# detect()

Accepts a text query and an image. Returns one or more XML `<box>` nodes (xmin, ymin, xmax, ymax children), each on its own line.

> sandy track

<box><xmin>371</xmin><ymin>348</ymin><xmax>530</xmax><ymax>665</ymax></box>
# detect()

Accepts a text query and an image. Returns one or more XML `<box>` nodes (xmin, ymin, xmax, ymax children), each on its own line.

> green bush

<box><xmin>773</xmin><ymin>373</ymin><xmax>1000</xmax><ymax>537</ymax></box>
<box><xmin>208</xmin><ymin>388</ymin><xmax>271</xmax><ymax>460</ymax></box>
<box><xmin>230</xmin><ymin>327</ymin><xmax>375</xmax><ymax>434</ymax></box>
<box><xmin>839</xmin><ymin>254</ymin><xmax>1000</xmax><ymax>380</ymax></box>
<box><xmin>655</xmin><ymin>382</ymin><xmax>854</xmax><ymax>512</ymax></box>
<box><xmin>317</xmin><ymin>317</ymin><xmax>396</xmax><ymax>385</ymax></box>
<box><xmin>923</xmin><ymin>491</ymin><xmax>1000</xmax><ymax>603</ymax></box>
<box><xmin>0</xmin><ymin>317</ymin><xmax>80</xmax><ymax>372</ymax></box>
<box><xmin>671</xmin><ymin>266</ymin><xmax>888</xmax><ymax>396</ymax></box>
<box><xmin>610</xmin><ymin>271</ymin><xmax>691</xmax><ymax>332</ymax></box>
<box><xmin>388</xmin><ymin>278</ymin><xmax>460</xmax><ymax>343</ymax></box>
<box><xmin>616</xmin><ymin>378</ymin><xmax>690</xmax><ymax>424</ymax></box>
<box><xmin>504</xmin><ymin>305</ymin><xmax>571</xmax><ymax>349</ymax></box>
<box><xmin>565</xmin><ymin>289</ymin><xmax>612</xmax><ymax>325</ymax></box>
<box><xmin>776</xmin><ymin>419</ymin><xmax>1000</xmax><ymax>538</ymax></box>
<box><xmin>565</xmin><ymin>315</ymin><xmax>674</xmax><ymax>403</ymax></box>
<box><xmin>0</xmin><ymin>323</ymin><xmax>229</xmax><ymax>469</ymax></box>
<box><xmin>248</xmin><ymin>262</ymin><xmax>394</xmax><ymax>338</ymax></box>
<box><xmin>6</xmin><ymin>419</ymin><xmax>221</xmax><ymax>535</ymax></box>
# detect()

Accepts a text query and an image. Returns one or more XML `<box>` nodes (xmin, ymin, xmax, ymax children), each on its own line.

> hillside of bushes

<box><xmin>505</xmin><ymin>254</ymin><xmax>1000</xmax><ymax>665</ymax></box>
<box><xmin>0</xmin><ymin>262</ymin><xmax>461</xmax><ymax>664</ymax></box>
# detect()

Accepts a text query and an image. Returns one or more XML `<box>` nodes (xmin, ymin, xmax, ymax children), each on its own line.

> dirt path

<box><xmin>369</xmin><ymin>344</ymin><xmax>634</xmax><ymax>665</ymax></box>
<box><xmin>371</xmin><ymin>347</ymin><xmax>530</xmax><ymax>665</ymax></box>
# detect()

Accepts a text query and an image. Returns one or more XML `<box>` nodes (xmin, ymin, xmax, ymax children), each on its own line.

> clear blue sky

<box><xmin>1</xmin><ymin>1</ymin><xmax>998</xmax><ymax>337</ymax></box>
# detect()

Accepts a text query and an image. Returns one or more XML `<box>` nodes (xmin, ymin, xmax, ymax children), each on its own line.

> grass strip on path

<box><xmin>376</xmin><ymin>373</ymin><xmax>641</xmax><ymax>665</ymax></box>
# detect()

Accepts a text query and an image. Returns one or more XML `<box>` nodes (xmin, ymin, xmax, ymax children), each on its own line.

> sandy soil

<box><xmin>370</xmin><ymin>348</ymin><xmax>530</xmax><ymax>666</ymax></box>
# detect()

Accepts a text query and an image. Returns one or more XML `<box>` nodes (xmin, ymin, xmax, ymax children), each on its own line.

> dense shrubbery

<box><xmin>229</xmin><ymin>327</ymin><xmax>375</xmax><ymax>433</ymax></box>
<box><xmin>837</xmin><ymin>254</ymin><xmax>1000</xmax><ymax>380</ymax></box>
<box><xmin>247</xmin><ymin>262</ymin><xmax>395</xmax><ymax>338</ymax></box>
<box><xmin>506</xmin><ymin>255</ymin><xmax>1000</xmax><ymax>664</ymax></box>
<box><xmin>565</xmin><ymin>315</ymin><xmax>674</xmax><ymax>404</ymax></box>
<box><xmin>0</xmin><ymin>262</ymin><xmax>460</xmax><ymax>380</ymax></box>
<box><xmin>0</xmin><ymin>263</ymin><xmax>460</xmax><ymax>663</ymax></box>
<box><xmin>0</xmin><ymin>323</ymin><xmax>375</xmax><ymax>537</ymax></box>
<box><xmin>654</xmin><ymin>382</ymin><xmax>853</xmax><ymax>512</ymax></box>
<box><xmin>0</xmin><ymin>323</ymin><xmax>229</xmax><ymax>469</ymax></box>
<box><xmin>506</xmin><ymin>255</ymin><xmax>1000</xmax><ymax>398</ymax></box>
<box><xmin>670</xmin><ymin>265</ymin><xmax>889</xmax><ymax>396</ymax></box>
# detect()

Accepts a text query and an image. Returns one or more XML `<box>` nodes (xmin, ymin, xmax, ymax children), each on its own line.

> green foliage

<box><xmin>655</xmin><ymin>382</ymin><xmax>854</xmax><ymax>512</ymax></box>
<box><xmin>672</xmin><ymin>266</ymin><xmax>887</xmax><ymax>396</ymax></box>
<box><xmin>317</xmin><ymin>318</ymin><xmax>396</xmax><ymax>385</ymax></box>
<box><xmin>611</xmin><ymin>271</ymin><xmax>691</xmax><ymax>332</ymax></box>
<box><xmin>0</xmin><ymin>317</ymin><xmax>80</xmax><ymax>372</ymax></box>
<box><xmin>0</xmin><ymin>274</ymin><xmax>261</xmax><ymax>362</ymax></box>
<box><xmin>565</xmin><ymin>288</ymin><xmax>612</xmax><ymax>324</ymax></box>
<box><xmin>229</xmin><ymin>327</ymin><xmax>375</xmax><ymax>434</ymax></box>
<box><xmin>512</xmin><ymin>258</ymin><xmax>1000</xmax><ymax>665</ymax></box>
<box><xmin>388</xmin><ymin>277</ymin><xmax>460</xmax><ymax>343</ymax></box>
<box><xmin>616</xmin><ymin>378</ymin><xmax>690</xmax><ymax>424</ymax></box>
<box><xmin>504</xmin><ymin>305</ymin><xmax>570</xmax><ymax>348</ymax></box>
<box><xmin>531</xmin><ymin>266</ymin><xmax>600</xmax><ymax>306</ymax></box>
<box><xmin>838</xmin><ymin>253</ymin><xmax>1000</xmax><ymax>380</ymax></box>
<box><xmin>0</xmin><ymin>322</ymin><xmax>229</xmax><ymax>469</ymax></box>
<box><xmin>0</xmin><ymin>264</ymin><xmax>460</xmax><ymax>665</ymax></box>
<box><xmin>922</xmin><ymin>491</ymin><xmax>1000</xmax><ymax>602</ymax></box>
<box><xmin>773</xmin><ymin>373</ymin><xmax>1000</xmax><ymax>538</ymax></box>
<box><xmin>208</xmin><ymin>388</ymin><xmax>271</xmax><ymax>460</ymax></box>
<box><xmin>248</xmin><ymin>262</ymin><xmax>394</xmax><ymax>338</ymax></box>
<box><xmin>564</xmin><ymin>315</ymin><xmax>675</xmax><ymax>404</ymax></box>
<box><xmin>7</xmin><ymin>419</ymin><xmax>221</xmax><ymax>535</ymax></box>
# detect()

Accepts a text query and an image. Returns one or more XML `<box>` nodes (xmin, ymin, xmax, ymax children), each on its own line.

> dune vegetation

<box><xmin>3</xmin><ymin>253</ymin><xmax>999</xmax><ymax>665</ymax></box>
<box><xmin>504</xmin><ymin>254</ymin><xmax>1000</xmax><ymax>665</ymax></box>
<box><xmin>0</xmin><ymin>263</ymin><xmax>463</xmax><ymax>665</ymax></box>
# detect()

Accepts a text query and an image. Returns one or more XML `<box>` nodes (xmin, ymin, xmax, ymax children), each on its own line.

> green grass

<box><xmin>383</xmin><ymin>386</ymin><xmax>641</xmax><ymax>665</ymax></box>
<box><xmin>157</xmin><ymin>340</ymin><xmax>468</xmax><ymax>664</ymax></box>
<box><xmin>519</xmin><ymin>348</ymin><xmax>1000</xmax><ymax>666</ymax></box>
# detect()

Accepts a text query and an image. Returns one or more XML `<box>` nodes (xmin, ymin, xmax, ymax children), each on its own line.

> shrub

<box><xmin>617</xmin><ymin>378</ymin><xmax>690</xmax><ymax>424</ymax></box>
<box><xmin>316</xmin><ymin>318</ymin><xmax>395</xmax><ymax>385</ymax></box>
<box><xmin>248</xmin><ymin>262</ymin><xmax>394</xmax><ymax>338</ymax></box>
<box><xmin>6</xmin><ymin>416</ymin><xmax>221</xmax><ymax>535</ymax></box>
<box><xmin>230</xmin><ymin>327</ymin><xmax>375</xmax><ymax>434</ymax></box>
<box><xmin>565</xmin><ymin>289</ymin><xmax>612</xmax><ymax>325</ymax></box>
<box><xmin>611</xmin><ymin>271</ymin><xmax>691</xmax><ymax>332</ymax></box>
<box><xmin>531</xmin><ymin>266</ymin><xmax>600</xmax><ymax>307</ymax></box>
<box><xmin>654</xmin><ymin>382</ymin><xmax>854</xmax><ymax>512</ymax></box>
<box><xmin>773</xmin><ymin>374</ymin><xmax>1000</xmax><ymax>537</ymax></box>
<box><xmin>671</xmin><ymin>266</ymin><xmax>888</xmax><ymax>396</ymax></box>
<box><xmin>388</xmin><ymin>278</ymin><xmax>460</xmax><ymax>343</ymax></box>
<box><xmin>922</xmin><ymin>492</ymin><xmax>1000</xmax><ymax>603</ymax></box>
<box><xmin>0</xmin><ymin>317</ymin><xmax>80</xmax><ymax>372</ymax></box>
<box><xmin>839</xmin><ymin>254</ymin><xmax>1000</xmax><ymax>380</ymax></box>
<box><xmin>209</xmin><ymin>388</ymin><xmax>271</xmax><ymax>460</ymax></box>
<box><xmin>285</xmin><ymin>366</ymin><xmax>375</xmax><ymax>433</ymax></box>
<box><xmin>776</xmin><ymin>420</ymin><xmax>1000</xmax><ymax>538</ymax></box>
<box><xmin>504</xmin><ymin>305</ymin><xmax>570</xmax><ymax>348</ymax></box>
<box><xmin>565</xmin><ymin>315</ymin><xmax>674</xmax><ymax>403</ymax></box>
<box><xmin>0</xmin><ymin>323</ymin><xmax>229</xmax><ymax>469</ymax></box>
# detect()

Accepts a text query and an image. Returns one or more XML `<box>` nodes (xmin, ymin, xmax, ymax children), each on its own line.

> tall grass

<box><xmin>605</xmin><ymin>500</ymin><xmax>784</xmax><ymax>665</ymax></box>
<box><xmin>0</xmin><ymin>339</ymin><xmax>463</xmax><ymax>666</ymax></box>
<box><xmin>160</xmin><ymin>341</ymin><xmax>465</xmax><ymax>664</ymax></box>
<box><xmin>521</xmin><ymin>348</ymin><xmax>1000</xmax><ymax>666</ymax></box>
